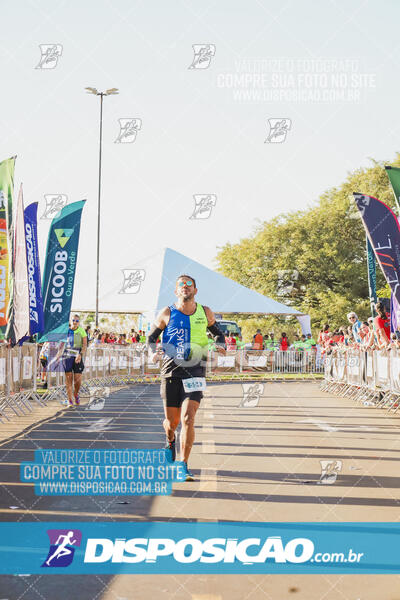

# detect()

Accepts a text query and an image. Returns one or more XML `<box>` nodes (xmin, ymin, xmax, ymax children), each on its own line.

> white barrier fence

<box><xmin>321</xmin><ymin>348</ymin><xmax>400</xmax><ymax>411</ymax></box>
<box><xmin>0</xmin><ymin>344</ymin><xmax>323</xmax><ymax>423</ymax></box>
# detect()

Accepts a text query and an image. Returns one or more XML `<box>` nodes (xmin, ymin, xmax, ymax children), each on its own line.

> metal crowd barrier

<box><xmin>207</xmin><ymin>349</ymin><xmax>323</xmax><ymax>377</ymax></box>
<box><xmin>0</xmin><ymin>344</ymin><xmax>324</xmax><ymax>423</ymax></box>
<box><xmin>321</xmin><ymin>348</ymin><xmax>400</xmax><ymax>412</ymax></box>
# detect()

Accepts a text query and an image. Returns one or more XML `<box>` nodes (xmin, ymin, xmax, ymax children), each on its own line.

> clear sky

<box><xmin>1</xmin><ymin>0</ymin><xmax>399</xmax><ymax>310</ymax></box>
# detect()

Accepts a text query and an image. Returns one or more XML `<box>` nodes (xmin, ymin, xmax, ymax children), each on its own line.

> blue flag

<box><xmin>353</xmin><ymin>193</ymin><xmax>400</xmax><ymax>306</ymax></box>
<box><xmin>40</xmin><ymin>200</ymin><xmax>86</xmax><ymax>342</ymax></box>
<box><xmin>24</xmin><ymin>202</ymin><xmax>44</xmax><ymax>335</ymax></box>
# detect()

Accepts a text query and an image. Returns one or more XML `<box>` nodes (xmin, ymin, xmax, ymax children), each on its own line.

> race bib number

<box><xmin>182</xmin><ymin>377</ymin><xmax>207</xmax><ymax>393</ymax></box>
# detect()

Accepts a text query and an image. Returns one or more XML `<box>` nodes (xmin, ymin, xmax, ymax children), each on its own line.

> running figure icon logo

<box><xmin>86</xmin><ymin>386</ymin><xmax>110</xmax><ymax>411</ymax></box>
<box><xmin>119</xmin><ymin>269</ymin><xmax>146</xmax><ymax>294</ymax></box>
<box><xmin>42</xmin><ymin>529</ymin><xmax>82</xmax><ymax>567</ymax></box>
<box><xmin>35</xmin><ymin>44</ymin><xmax>63</xmax><ymax>69</ymax></box>
<box><xmin>318</xmin><ymin>460</ymin><xmax>342</xmax><ymax>485</ymax></box>
<box><xmin>265</xmin><ymin>118</ymin><xmax>292</xmax><ymax>143</ymax></box>
<box><xmin>189</xmin><ymin>195</ymin><xmax>217</xmax><ymax>220</ymax></box>
<box><xmin>41</xmin><ymin>194</ymin><xmax>68</xmax><ymax>219</ymax></box>
<box><xmin>114</xmin><ymin>118</ymin><xmax>142</xmax><ymax>143</ymax></box>
<box><xmin>188</xmin><ymin>44</ymin><xmax>216</xmax><ymax>69</ymax></box>
<box><xmin>240</xmin><ymin>383</ymin><xmax>264</xmax><ymax>408</ymax></box>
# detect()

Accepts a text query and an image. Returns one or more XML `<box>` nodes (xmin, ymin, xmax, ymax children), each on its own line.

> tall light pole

<box><xmin>85</xmin><ymin>87</ymin><xmax>119</xmax><ymax>327</ymax></box>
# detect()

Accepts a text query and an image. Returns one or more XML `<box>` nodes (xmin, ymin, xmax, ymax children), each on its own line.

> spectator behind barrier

<box><xmin>253</xmin><ymin>329</ymin><xmax>264</xmax><ymax>350</ymax></box>
<box><xmin>318</xmin><ymin>324</ymin><xmax>330</xmax><ymax>346</ymax></box>
<box><xmin>279</xmin><ymin>332</ymin><xmax>289</xmax><ymax>351</ymax></box>
<box><xmin>347</xmin><ymin>311</ymin><xmax>362</xmax><ymax>343</ymax></box>
<box><xmin>374</xmin><ymin>302</ymin><xmax>390</xmax><ymax>349</ymax></box>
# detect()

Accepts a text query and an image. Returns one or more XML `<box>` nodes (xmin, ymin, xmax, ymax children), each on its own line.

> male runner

<box><xmin>147</xmin><ymin>275</ymin><xmax>226</xmax><ymax>481</ymax></box>
<box><xmin>58</xmin><ymin>314</ymin><xmax>87</xmax><ymax>406</ymax></box>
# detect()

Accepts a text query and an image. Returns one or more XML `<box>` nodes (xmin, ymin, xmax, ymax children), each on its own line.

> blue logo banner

<box><xmin>39</xmin><ymin>200</ymin><xmax>85</xmax><ymax>342</ymax></box>
<box><xmin>24</xmin><ymin>202</ymin><xmax>44</xmax><ymax>335</ymax></box>
<box><xmin>0</xmin><ymin>522</ymin><xmax>400</xmax><ymax>574</ymax></box>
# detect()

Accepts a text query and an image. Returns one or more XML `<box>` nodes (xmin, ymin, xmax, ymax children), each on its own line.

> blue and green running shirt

<box><xmin>161</xmin><ymin>303</ymin><xmax>209</xmax><ymax>378</ymax></box>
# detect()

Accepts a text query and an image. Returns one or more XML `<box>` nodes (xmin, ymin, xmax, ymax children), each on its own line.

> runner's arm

<box><xmin>147</xmin><ymin>307</ymin><xmax>170</xmax><ymax>354</ymax></box>
<box><xmin>203</xmin><ymin>306</ymin><xmax>226</xmax><ymax>348</ymax></box>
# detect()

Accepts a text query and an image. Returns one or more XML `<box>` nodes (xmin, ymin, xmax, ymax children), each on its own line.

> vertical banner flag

<box><xmin>0</xmin><ymin>156</ymin><xmax>15</xmax><ymax>333</ymax></box>
<box><xmin>24</xmin><ymin>202</ymin><xmax>44</xmax><ymax>335</ymax></box>
<box><xmin>353</xmin><ymin>193</ymin><xmax>400</xmax><ymax>306</ymax></box>
<box><xmin>366</xmin><ymin>236</ymin><xmax>377</xmax><ymax>317</ymax></box>
<box><xmin>385</xmin><ymin>166</ymin><xmax>400</xmax><ymax>215</ymax></box>
<box><xmin>40</xmin><ymin>200</ymin><xmax>86</xmax><ymax>341</ymax></box>
<box><xmin>6</xmin><ymin>185</ymin><xmax>29</xmax><ymax>343</ymax></box>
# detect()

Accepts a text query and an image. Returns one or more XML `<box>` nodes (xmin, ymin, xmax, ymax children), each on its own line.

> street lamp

<box><xmin>85</xmin><ymin>87</ymin><xmax>119</xmax><ymax>327</ymax></box>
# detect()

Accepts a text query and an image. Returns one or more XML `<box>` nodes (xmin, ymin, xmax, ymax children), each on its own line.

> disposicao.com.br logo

<box><xmin>33</xmin><ymin>524</ymin><xmax>372</xmax><ymax>574</ymax></box>
<box><xmin>81</xmin><ymin>535</ymin><xmax>363</xmax><ymax>566</ymax></box>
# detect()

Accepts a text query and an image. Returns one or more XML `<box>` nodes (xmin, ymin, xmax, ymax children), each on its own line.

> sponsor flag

<box><xmin>366</xmin><ymin>236</ymin><xmax>377</xmax><ymax>317</ymax></box>
<box><xmin>353</xmin><ymin>193</ymin><xmax>400</xmax><ymax>306</ymax></box>
<box><xmin>0</xmin><ymin>156</ymin><xmax>15</xmax><ymax>333</ymax></box>
<box><xmin>24</xmin><ymin>202</ymin><xmax>44</xmax><ymax>335</ymax></box>
<box><xmin>40</xmin><ymin>200</ymin><xmax>86</xmax><ymax>342</ymax></box>
<box><xmin>385</xmin><ymin>165</ymin><xmax>400</xmax><ymax>214</ymax></box>
<box><xmin>6</xmin><ymin>185</ymin><xmax>29</xmax><ymax>343</ymax></box>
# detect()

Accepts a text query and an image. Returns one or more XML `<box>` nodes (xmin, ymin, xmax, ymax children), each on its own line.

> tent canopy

<box><xmin>77</xmin><ymin>247</ymin><xmax>307</xmax><ymax>318</ymax></box>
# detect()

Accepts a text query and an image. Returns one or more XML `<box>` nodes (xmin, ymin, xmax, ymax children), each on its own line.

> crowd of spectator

<box><xmin>86</xmin><ymin>327</ymin><xmax>148</xmax><ymax>346</ymax></box>
<box><xmin>318</xmin><ymin>301</ymin><xmax>398</xmax><ymax>355</ymax></box>
<box><xmin>249</xmin><ymin>330</ymin><xmax>317</xmax><ymax>352</ymax></box>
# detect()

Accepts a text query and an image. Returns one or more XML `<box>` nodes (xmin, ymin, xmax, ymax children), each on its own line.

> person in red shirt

<box><xmin>279</xmin><ymin>332</ymin><xmax>289</xmax><ymax>351</ymax></box>
<box><xmin>253</xmin><ymin>329</ymin><xmax>264</xmax><ymax>350</ymax></box>
<box><xmin>374</xmin><ymin>301</ymin><xmax>390</xmax><ymax>348</ymax></box>
<box><xmin>225</xmin><ymin>333</ymin><xmax>237</xmax><ymax>351</ymax></box>
<box><xmin>318</xmin><ymin>324</ymin><xmax>330</xmax><ymax>346</ymax></box>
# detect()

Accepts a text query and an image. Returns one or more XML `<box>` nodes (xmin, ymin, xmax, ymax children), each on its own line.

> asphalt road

<box><xmin>0</xmin><ymin>381</ymin><xmax>399</xmax><ymax>599</ymax></box>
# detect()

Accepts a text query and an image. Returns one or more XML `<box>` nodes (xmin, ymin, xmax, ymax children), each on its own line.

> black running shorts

<box><xmin>63</xmin><ymin>356</ymin><xmax>85</xmax><ymax>374</ymax></box>
<box><xmin>161</xmin><ymin>377</ymin><xmax>203</xmax><ymax>408</ymax></box>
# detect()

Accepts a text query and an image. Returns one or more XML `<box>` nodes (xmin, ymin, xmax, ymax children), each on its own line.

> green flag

<box><xmin>385</xmin><ymin>165</ymin><xmax>400</xmax><ymax>214</ymax></box>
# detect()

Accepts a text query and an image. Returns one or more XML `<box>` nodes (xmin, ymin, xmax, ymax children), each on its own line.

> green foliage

<box><xmin>216</xmin><ymin>154</ymin><xmax>400</xmax><ymax>331</ymax></box>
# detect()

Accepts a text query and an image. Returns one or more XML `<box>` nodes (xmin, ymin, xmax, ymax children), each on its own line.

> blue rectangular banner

<box><xmin>0</xmin><ymin>522</ymin><xmax>399</xmax><ymax>574</ymax></box>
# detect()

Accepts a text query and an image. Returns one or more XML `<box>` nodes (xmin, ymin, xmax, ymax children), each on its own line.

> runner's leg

<box><xmin>65</xmin><ymin>372</ymin><xmax>74</xmax><ymax>403</ymax></box>
<box><xmin>163</xmin><ymin>406</ymin><xmax>180</xmax><ymax>441</ymax></box>
<box><xmin>73</xmin><ymin>373</ymin><xmax>82</xmax><ymax>398</ymax></box>
<box><xmin>180</xmin><ymin>398</ymin><xmax>200</xmax><ymax>463</ymax></box>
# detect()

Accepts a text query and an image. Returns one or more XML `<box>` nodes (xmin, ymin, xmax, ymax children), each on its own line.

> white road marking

<box><xmin>297</xmin><ymin>418</ymin><xmax>339</xmax><ymax>432</ymax></box>
<box><xmin>200</xmin><ymin>468</ymin><xmax>218</xmax><ymax>492</ymax></box>
<box><xmin>202</xmin><ymin>423</ymin><xmax>214</xmax><ymax>434</ymax></box>
<box><xmin>202</xmin><ymin>440</ymin><xmax>216</xmax><ymax>454</ymax></box>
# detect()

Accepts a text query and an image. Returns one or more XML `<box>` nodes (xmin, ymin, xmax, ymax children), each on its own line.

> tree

<box><xmin>216</xmin><ymin>155</ymin><xmax>400</xmax><ymax>331</ymax></box>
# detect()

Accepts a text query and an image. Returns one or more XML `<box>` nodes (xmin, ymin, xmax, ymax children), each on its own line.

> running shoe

<box><xmin>165</xmin><ymin>436</ymin><xmax>176</xmax><ymax>462</ymax></box>
<box><xmin>182</xmin><ymin>462</ymin><xmax>194</xmax><ymax>482</ymax></box>
<box><xmin>62</xmin><ymin>399</ymin><xmax>74</xmax><ymax>407</ymax></box>
<box><xmin>74</xmin><ymin>394</ymin><xmax>80</xmax><ymax>406</ymax></box>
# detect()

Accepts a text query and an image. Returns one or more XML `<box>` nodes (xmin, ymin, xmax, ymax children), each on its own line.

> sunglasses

<box><xmin>349</xmin><ymin>316</ymin><xmax>356</xmax><ymax>320</ymax></box>
<box><xmin>72</xmin><ymin>319</ymin><xmax>80</xmax><ymax>323</ymax></box>
<box><xmin>178</xmin><ymin>280</ymin><xmax>193</xmax><ymax>287</ymax></box>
